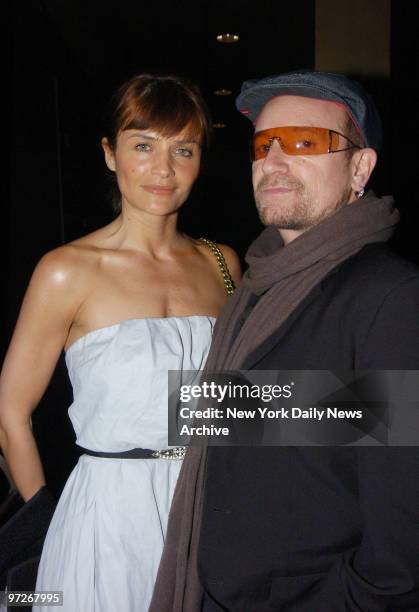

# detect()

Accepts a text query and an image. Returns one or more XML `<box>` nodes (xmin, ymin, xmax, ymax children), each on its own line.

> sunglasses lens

<box><xmin>252</xmin><ymin>127</ymin><xmax>335</xmax><ymax>160</ymax></box>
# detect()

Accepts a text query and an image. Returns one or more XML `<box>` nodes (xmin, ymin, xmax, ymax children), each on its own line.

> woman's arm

<box><xmin>0</xmin><ymin>247</ymin><xmax>84</xmax><ymax>501</ymax></box>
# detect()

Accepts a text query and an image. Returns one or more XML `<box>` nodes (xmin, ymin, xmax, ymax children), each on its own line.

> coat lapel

<box><xmin>241</xmin><ymin>283</ymin><xmax>324</xmax><ymax>370</ymax></box>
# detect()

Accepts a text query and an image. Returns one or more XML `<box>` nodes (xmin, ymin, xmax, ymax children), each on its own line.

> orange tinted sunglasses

<box><xmin>252</xmin><ymin>126</ymin><xmax>361</xmax><ymax>161</ymax></box>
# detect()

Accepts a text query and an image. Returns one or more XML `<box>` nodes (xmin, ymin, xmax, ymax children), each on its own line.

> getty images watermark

<box><xmin>167</xmin><ymin>370</ymin><xmax>419</xmax><ymax>446</ymax></box>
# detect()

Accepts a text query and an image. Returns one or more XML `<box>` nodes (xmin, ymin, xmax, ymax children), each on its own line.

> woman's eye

<box><xmin>175</xmin><ymin>148</ymin><xmax>193</xmax><ymax>157</ymax></box>
<box><xmin>135</xmin><ymin>142</ymin><xmax>151</xmax><ymax>152</ymax></box>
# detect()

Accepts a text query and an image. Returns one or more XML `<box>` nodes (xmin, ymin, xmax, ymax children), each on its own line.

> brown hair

<box><xmin>103</xmin><ymin>74</ymin><xmax>211</xmax><ymax>213</ymax></box>
<box><xmin>104</xmin><ymin>73</ymin><xmax>211</xmax><ymax>149</ymax></box>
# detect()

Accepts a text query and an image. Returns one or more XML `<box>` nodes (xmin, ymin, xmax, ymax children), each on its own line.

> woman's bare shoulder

<box><xmin>33</xmin><ymin>243</ymin><xmax>95</xmax><ymax>287</ymax></box>
<box><xmin>217</xmin><ymin>243</ymin><xmax>242</xmax><ymax>286</ymax></box>
<box><xmin>37</xmin><ymin>219</ymin><xmax>120</xmax><ymax>275</ymax></box>
<box><xmin>194</xmin><ymin>237</ymin><xmax>242</xmax><ymax>286</ymax></box>
<box><xmin>31</xmin><ymin>227</ymin><xmax>114</xmax><ymax>297</ymax></box>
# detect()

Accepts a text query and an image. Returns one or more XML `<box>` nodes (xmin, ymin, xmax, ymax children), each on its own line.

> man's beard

<box><xmin>254</xmin><ymin>175</ymin><xmax>352</xmax><ymax>230</ymax></box>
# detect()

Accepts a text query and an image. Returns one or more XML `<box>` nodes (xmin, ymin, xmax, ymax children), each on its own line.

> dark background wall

<box><xmin>5</xmin><ymin>0</ymin><xmax>418</xmax><ymax>494</ymax></box>
<box><xmin>390</xmin><ymin>2</ymin><xmax>418</xmax><ymax>261</ymax></box>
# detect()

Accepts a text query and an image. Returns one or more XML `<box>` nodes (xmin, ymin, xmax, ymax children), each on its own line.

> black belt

<box><xmin>80</xmin><ymin>446</ymin><xmax>186</xmax><ymax>460</ymax></box>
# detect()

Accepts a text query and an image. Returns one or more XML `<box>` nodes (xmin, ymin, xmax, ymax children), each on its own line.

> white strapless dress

<box><xmin>34</xmin><ymin>316</ymin><xmax>215</xmax><ymax>612</ymax></box>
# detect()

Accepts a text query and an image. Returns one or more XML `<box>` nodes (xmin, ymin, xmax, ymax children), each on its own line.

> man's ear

<box><xmin>101</xmin><ymin>137</ymin><xmax>116</xmax><ymax>172</ymax></box>
<box><xmin>350</xmin><ymin>148</ymin><xmax>377</xmax><ymax>194</ymax></box>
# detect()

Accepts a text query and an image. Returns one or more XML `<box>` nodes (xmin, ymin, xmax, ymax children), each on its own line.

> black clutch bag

<box><xmin>0</xmin><ymin>485</ymin><xmax>56</xmax><ymax>592</ymax></box>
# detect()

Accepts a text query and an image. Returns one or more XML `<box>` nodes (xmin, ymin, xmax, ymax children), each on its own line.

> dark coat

<box><xmin>199</xmin><ymin>244</ymin><xmax>419</xmax><ymax>612</ymax></box>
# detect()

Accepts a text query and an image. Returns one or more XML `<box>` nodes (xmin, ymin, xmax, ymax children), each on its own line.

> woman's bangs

<box><xmin>121</xmin><ymin>88</ymin><xmax>204</xmax><ymax>145</ymax></box>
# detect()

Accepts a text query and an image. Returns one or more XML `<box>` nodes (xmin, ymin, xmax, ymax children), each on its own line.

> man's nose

<box><xmin>151</xmin><ymin>150</ymin><xmax>175</xmax><ymax>178</ymax></box>
<box><xmin>261</xmin><ymin>139</ymin><xmax>290</xmax><ymax>174</ymax></box>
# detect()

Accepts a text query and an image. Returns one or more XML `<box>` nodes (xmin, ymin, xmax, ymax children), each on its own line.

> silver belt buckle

<box><xmin>151</xmin><ymin>446</ymin><xmax>186</xmax><ymax>460</ymax></box>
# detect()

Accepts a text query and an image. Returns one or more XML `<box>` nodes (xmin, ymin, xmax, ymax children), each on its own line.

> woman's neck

<box><xmin>105</xmin><ymin>207</ymin><xmax>186</xmax><ymax>257</ymax></box>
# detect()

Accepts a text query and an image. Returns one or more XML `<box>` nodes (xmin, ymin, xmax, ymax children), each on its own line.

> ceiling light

<box><xmin>214</xmin><ymin>89</ymin><xmax>233</xmax><ymax>96</ymax></box>
<box><xmin>216</xmin><ymin>33</ymin><xmax>239</xmax><ymax>43</ymax></box>
<box><xmin>213</xmin><ymin>122</ymin><xmax>227</xmax><ymax>129</ymax></box>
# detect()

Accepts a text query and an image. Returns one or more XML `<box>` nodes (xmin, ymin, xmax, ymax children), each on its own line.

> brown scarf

<box><xmin>149</xmin><ymin>191</ymin><xmax>399</xmax><ymax>612</ymax></box>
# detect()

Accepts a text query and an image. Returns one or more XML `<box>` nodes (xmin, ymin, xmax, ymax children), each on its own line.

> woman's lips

<box><xmin>142</xmin><ymin>185</ymin><xmax>176</xmax><ymax>195</ymax></box>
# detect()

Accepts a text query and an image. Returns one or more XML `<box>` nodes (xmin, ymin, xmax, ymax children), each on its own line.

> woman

<box><xmin>0</xmin><ymin>74</ymin><xmax>240</xmax><ymax>611</ymax></box>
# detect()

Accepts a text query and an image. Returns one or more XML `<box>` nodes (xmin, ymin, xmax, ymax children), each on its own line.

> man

<box><xmin>150</xmin><ymin>71</ymin><xmax>419</xmax><ymax>611</ymax></box>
